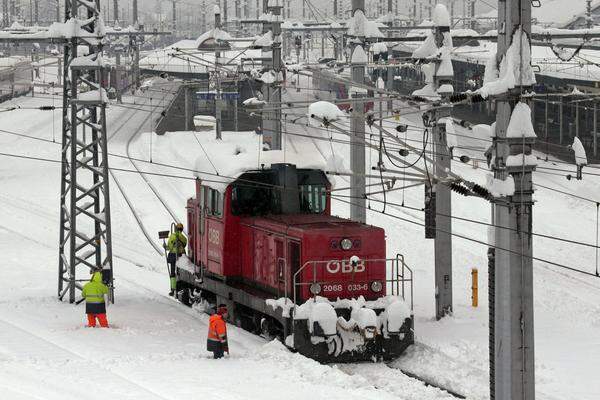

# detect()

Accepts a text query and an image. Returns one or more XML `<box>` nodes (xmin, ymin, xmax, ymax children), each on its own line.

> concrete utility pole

<box><xmin>491</xmin><ymin>0</ymin><xmax>536</xmax><ymax>399</ymax></box>
<box><xmin>223</xmin><ymin>0</ymin><xmax>228</xmax><ymax>24</ymax></box>
<box><xmin>115</xmin><ymin>47</ymin><xmax>122</xmax><ymax>103</ymax></box>
<box><xmin>262</xmin><ymin>1</ymin><xmax>283</xmax><ymax>150</ymax></box>
<box><xmin>58</xmin><ymin>0</ymin><xmax>114</xmax><ymax>304</ymax></box>
<box><xmin>214</xmin><ymin>5</ymin><xmax>223</xmax><ymax>139</ymax></box>
<box><xmin>586</xmin><ymin>0</ymin><xmax>593</xmax><ymax>28</ymax></box>
<box><xmin>349</xmin><ymin>0</ymin><xmax>366</xmax><ymax>223</ymax></box>
<box><xmin>429</xmin><ymin>5</ymin><xmax>454</xmax><ymax>320</ymax></box>
<box><xmin>113</xmin><ymin>0</ymin><xmax>118</xmax><ymax>22</ymax></box>
<box><xmin>2</xmin><ymin>0</ymin><xmax>8</xmax><ymax>27</ymax></box>
<box><xmin>172</xmin><ymin>0</ymin><xmax>177</xmax><ymax>36</ymax></box>
<box><xmin>132</xmin><ymin>0</ymin><xmax>138</xmax><ymax>25</ymax></box>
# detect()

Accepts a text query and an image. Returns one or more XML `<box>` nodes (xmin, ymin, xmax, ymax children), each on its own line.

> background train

<box><xmin>0</xmin><ymin>56</ymin><xmax>33</xmax><ymax>102</ymax></box>
<box><xmin>174</xmin><ymin>163</ymin><xmax>413</xmax><ymax>362</ymax></box>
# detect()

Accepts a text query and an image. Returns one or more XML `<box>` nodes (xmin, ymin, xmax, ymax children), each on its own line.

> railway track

<box><xmin>106</xmin><ymin>82</ymin><xmax>181</xmax><ymax>256</ymax></box>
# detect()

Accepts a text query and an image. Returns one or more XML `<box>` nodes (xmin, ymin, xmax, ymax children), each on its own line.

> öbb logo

<box><xmin>326</xmin><ymin>259</ymin><xmax>365</xmax><ymax>274</ymax></box>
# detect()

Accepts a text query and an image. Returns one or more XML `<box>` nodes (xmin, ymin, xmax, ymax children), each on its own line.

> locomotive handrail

<box><xmin>292</xmin><ymin>256</ymin><xmax>414</xmax><ymax>317</ymax></box>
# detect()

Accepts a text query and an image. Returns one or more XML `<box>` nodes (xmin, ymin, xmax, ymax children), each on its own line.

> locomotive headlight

<box><xmin>340</xmin><ymin>238</ymin><xmax>353</xmax><ymax>251</ymax></box>
<box><xmin>371</xmin><ymin>281</ymin><xmax>383</xmax><ymax>293</ymax></box>
<box><xmin>309</xmin><ymin>283</ymin><xmax>322</xmax><ymax>295</ymax></box>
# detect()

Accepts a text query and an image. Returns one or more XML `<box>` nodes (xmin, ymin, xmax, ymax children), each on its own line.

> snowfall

<box><xmin>1</xmin><ymin>55</ymin><xmax>600</xmax><ymax>400</ymax></box>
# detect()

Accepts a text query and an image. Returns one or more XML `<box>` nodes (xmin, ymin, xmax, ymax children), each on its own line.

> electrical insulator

<box><xmin>449</xmin><ymin>182</ymin><xmax>470</xmax><ymax>196</ymax></box>
<box><xmin>396</xmin><ymin>124</ymin><xmax>408</xmax><ymax>133</ymax></box>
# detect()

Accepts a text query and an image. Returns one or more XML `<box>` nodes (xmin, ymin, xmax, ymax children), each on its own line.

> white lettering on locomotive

<box><xmin>326</xmin><ymin>259</ymin><xmax>365</xmax><ymax>274</ymax></box>
<box><xmin>208</xmin><ymin>228</ymin><xmax>220</xmax><ymax>245</ymax></box>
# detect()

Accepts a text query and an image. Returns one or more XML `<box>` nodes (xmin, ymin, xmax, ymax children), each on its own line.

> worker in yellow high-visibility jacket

<box><xmin>166</xmin><ymin>223</ymin><xmax>187</xmax><ymax>296</ymax></box>
<box><xmin>81</xmin><ymin>271</ymin><xmax>109</xmax><ymax>328</ymax></box>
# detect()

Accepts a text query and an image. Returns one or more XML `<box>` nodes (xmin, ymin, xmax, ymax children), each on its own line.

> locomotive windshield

<box><xmin>231</xmin><ymin>164</ymin><xmax>328</xmax><ymax>216</ymax></box>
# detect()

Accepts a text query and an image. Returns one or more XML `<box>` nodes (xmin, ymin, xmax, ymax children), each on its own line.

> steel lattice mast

<box><xmin>58</xmin><ymin>0</ymin><xmax>114</xmax><ymax>303</ymax></box>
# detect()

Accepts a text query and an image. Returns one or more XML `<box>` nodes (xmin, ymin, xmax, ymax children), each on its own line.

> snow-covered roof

<box><xmin>139</xmin><ymin>38</ymin><xmax>261</xmax><ymax>75</ymax></box>
<box><xmin>347</xmin><ymin>9</ymin><xmax>384</xmax><ymax>38</ymax></box>
<box><xmin>194</xmin><ymin>27</ymin><xmax>232</xmax><ymax>49</ymax></box>
<box><xmin>533</xmin><ymin>0</ymin><xmax>600</xmax><ymax>26</ymax></box>
<box><xmin>135</xmin><ymin>131</ymin><xmax>330</xmax><ymax>192</ymax></box>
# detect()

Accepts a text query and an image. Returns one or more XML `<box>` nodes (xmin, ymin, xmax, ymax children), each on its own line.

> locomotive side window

<box><xmin>209</xmin><ymin>188</ymin><xmax>223</xmax><ymax>217</ymax></box>
<box><xmin>299</xmin><ymin>184</ymin><xmax>326</xmax><ymax>213</ymax></box>
<box><xmin>199</xmin><ymin>186</ymin><xmax>205</xmax><ymax>235</ymax></box>
<box><xmin>231</xmin><ymin>185</ymin><xmax>277</xmax><ymax>215</ymax></box>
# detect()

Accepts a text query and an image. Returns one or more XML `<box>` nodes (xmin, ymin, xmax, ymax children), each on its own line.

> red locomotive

<box><xmin>175</xmin><ymin>163</ymin><xmax>414</xmax><ymax>362</ymax></box>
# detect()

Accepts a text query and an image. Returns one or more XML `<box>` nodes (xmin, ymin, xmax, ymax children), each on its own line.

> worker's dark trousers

<box><xmin>167</xmin><ymin>253</ymin><xmax>180</xmax><ymax>292</ymax></box>
<box><xmin>213</xmin><ymin>347</ymin><xmax>224</xmax><ymax>359</ymax></box>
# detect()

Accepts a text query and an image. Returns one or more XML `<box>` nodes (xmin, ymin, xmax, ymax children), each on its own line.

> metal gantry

<box><xmin>58</xmin><ymin>0</ymin><xmax>114</xmax><ymax>304</ymax></box>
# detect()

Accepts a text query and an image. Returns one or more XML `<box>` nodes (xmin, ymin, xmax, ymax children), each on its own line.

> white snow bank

<box><xmin>351</xmin><ymin>307</ymin><xmax>377</xmax><ymax>329</ymax></box>
<box><xmin>308</xmin><ymin>302</ymin><xmax>337</xmax><ymax>335</ymax></box>
<box><xmin>242</xmin><ymin>97</ymin><xmax>266</xmax><ymax>107</ymax></box>
<box><xmin>253</xmin><ymin>30</ymin><xmax>273</xmax><ymax>47</ymax></box>
<box><xmin>432</xmin><ymin>4</ymin><xmax>451</xmax><ymax>27</ymax></box>
<box><xmin>347</xmin><ymin>9</ymin><xmax>384</xmax><ymax>38</ymax></box>
<box><xmin>506</xmin><ymin>153</ymin><xmax>538</xmax><ymax>167</ymax></box>
<box><xmin>130</xmin><ymin>131</ymin><xmax>331</xmax><ymax>193</ymax></box>
<box><xmin>371</xmin><ymin>41</ymin><xmax>388</xmax><ymax>55</ymax></box>
<box><xmin>412</xmin><ymin>32</ymin><xmax>438</xmax><ymax>59</ymax></box>
<box><xmin>506</xmin><ymin>102</ymin><xmax>537</xmax><ymax>138</ymax></box>
<box><xmin>351</xmin><ymin>45</ymin><xmax>368</xmax><ymax>64</ymax></box>
<box><xmin>485</xmin><ymin>174</ymin><xmax>516</xmax><ymax>197</ymax></box>
<box><xmin>70</xmin><ymin>54</ymin><xmax>109</xmax><ymax>68</ymax></box>
<box><xmin>478</xmin><ymin>27</ymin><xmax>536</xmax><ymax>98</ymax></box>
<box><xmin>77</xmin><ymin>89</ymin><xmax>108</xmax><ymax>103</ymax></box>
<box><xmin>437</xmin><ymin>51</ymin><xmax>454</xmax><ymax>77</ymax></box>
<box><xmin>266</xmin><ymin>297</ymin><xmax>294</xmax><ymax>317</ymax></box>
<box><xmin>472</xmin><ymin>123</ymin><xmax>493</xmax><ymax>139</ymax></box>
<box><xmin>440</xmin><ymin>117</ymin><xmax>458</xmax><ymax>149</ymax></box>
<box><xmin>194</xmin><ymin>27</ymin><xmax>231</xmax><ymax>48</ymax></box>
<box><xmin>384</xmin><ymin>299</ymin><xmax>411</xmax><ymax>333</ymax></box>
<box><xmin>571</xmin><ymin>137</ymin><xmax>588</xmax><ymax>166</ymax></box>
<box><xmin>413</xmin><ymin>83</ymin><xmax>440</xmax><ymax>100</ymax></box>
<box><xmin>308</xmin><ymin>101</ymin><xmax>347</xmax><ymax>126</ymax></box>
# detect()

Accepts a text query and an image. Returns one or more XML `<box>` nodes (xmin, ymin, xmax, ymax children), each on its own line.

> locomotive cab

<box><xmin>181</xmin><ymin>163</ymin><xmax>414</xmax><ymax>362</ymax></box>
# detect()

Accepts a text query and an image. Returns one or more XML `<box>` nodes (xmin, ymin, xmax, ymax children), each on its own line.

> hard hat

<box><xmin>217</xmin><ymin>304</ymin><xmax>228</xmax><ymax>315</ymax></box>
<box><xmin>176</xmin><ymin>223</ymin><xmax>184</xmax><ymax>230</ymax></box>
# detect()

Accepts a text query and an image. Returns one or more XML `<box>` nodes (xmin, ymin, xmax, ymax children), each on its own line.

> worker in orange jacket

<box><xmin>207</xmin><ymin>304</ymin><xmax>229</xmax><ymax>359</ymax></box>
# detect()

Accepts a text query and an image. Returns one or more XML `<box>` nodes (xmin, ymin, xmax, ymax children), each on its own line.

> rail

<box><xmin>292</xmin><ymin>255</ymin><xmax>414</xmax><ymax>316</ymax></box>
<box><xmin>106</xmin><ymin>82</ymin><xmax>181</xmax><ymax>256</ymax></box>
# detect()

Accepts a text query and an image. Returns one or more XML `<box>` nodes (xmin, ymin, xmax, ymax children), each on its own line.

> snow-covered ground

<box><xmin>1</xmin><ymin>69</ymin><xmax>600</xmax><ymax>400</ymax></box>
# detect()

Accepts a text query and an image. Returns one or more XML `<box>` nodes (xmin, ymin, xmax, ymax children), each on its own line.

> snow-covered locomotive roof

<box><xmin>142</xmin><ymin>132</ymin><xmax>335</xmax><ymax>192</ymax></box>
<box><xmin>192</xmin><ymin>131</ymin><xmax>331</xmax><ymax>192</ymax></box>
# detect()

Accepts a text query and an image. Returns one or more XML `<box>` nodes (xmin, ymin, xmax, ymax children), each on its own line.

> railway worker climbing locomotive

<box><xmin>167</xmin><ymin>162</ymin><xmax>414</xmax><ymax>362</ymax></box>
<box><xmin>164</xmin><ymin>223</ymin><xmax>187</xmax><ymax>296</ymax></box>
